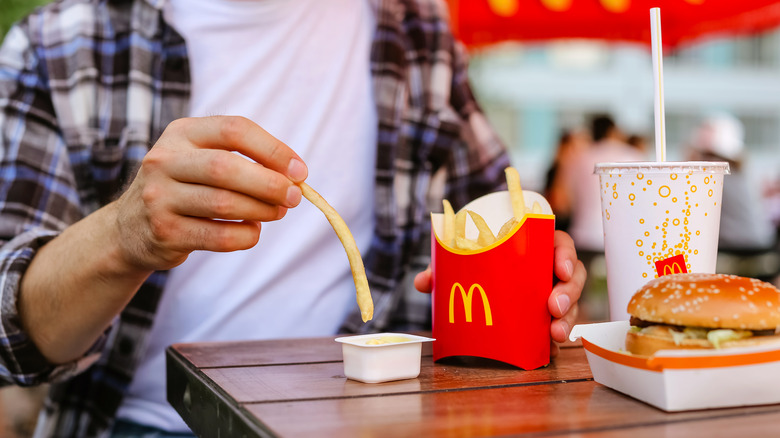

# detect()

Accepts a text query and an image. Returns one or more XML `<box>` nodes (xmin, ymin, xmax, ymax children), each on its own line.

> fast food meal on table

<box><xmin>567</xmin><ymin>8</ymin><xmax>780</xmax><ymax>412</ymax></box>
<box><xmin>625</xmin><ymin>273</ymin><xmax>780</xmax><ymax>356</ymax></box>
<box><xmin>298</xmin><ymin>182</ymin><xmax>373</xmax><ymax>322</ymax></box>
<box><xmin>431</xmin><ymin>166</ymin><xmax>555</xmax><ymax>370</ymax></box>
<box><xmin>569</xmin><ymin>272</ymin><xmax>780</xmax><ymax>412</ymax></box>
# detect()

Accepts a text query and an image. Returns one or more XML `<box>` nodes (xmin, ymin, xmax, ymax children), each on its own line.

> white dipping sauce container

<box><xmin>335</xmin><ymin>333</ymin><xmax>435</xmax><ymax>383</ymax></box>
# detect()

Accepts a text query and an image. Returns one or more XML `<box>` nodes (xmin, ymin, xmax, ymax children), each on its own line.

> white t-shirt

<box><xmin>116</xmin><ymin>0</ymin><xmax>377</xmax><ymax>431</ymax></box>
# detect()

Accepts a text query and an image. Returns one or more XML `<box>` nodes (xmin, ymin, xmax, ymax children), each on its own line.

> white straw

<box><xmin>650</xmin><ymin>7</ymin><xmax>666</xmax><ymax>162</ymax></box>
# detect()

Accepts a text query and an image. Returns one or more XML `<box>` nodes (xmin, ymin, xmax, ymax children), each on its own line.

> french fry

<box><xmin>454</xmin><ymin>209</ymin><xmax>469</xmax><ymax>249</ymax></box>
<box><xmin>438</xmin><ymin>166</ymin><xmax>540</xmax><ymax>252</ymax></box>
<box><xmin>455</xmin><ymin>236</ymin><xmax>482</xmax><ymax>251</ymax></box>
<box><xmin>467</xmin><ymin>210</ymin><xmax>496</xmax><ymax>247</ymax></box>
<box><xmin>443</xmin><ymin>199</ymin><xmax>456</xmax><ymax>248</ymax></box>
<box><xmin>455</xmin><ymin>208</ymin><xmax>467</xmax><ymax>242</ymax></box>
<box><xmin>300</xmin><ymin>182</ymin><xmax>373</xmax><ymax>322</ymax></box>
<box><xmin>504</xmin><ymin>167</ymin><xmax>525</xmax><ymax>221</ymax></box>
<box><xmin>497</xmin><ymin>217</ymin><xmax>519</xmax><ymax>240</ymax></box>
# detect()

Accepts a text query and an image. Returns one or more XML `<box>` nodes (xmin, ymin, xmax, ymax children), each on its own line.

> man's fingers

<box><xmin>549</xmin><ymin>259</ymin><xmax>586</xmax><ymax>319</ymax></box>
<box><xmin>158</xmin><ymin>147</ymin><xmax>302</xmax><ymax>208</ymax></box>
<box><xmin>414</xmin><ymin>266</ymin><xmax>433</xmax><ymax>293</ymax></box>
<box><xmin>550</xmin><ymin>303</ymin><xmax>579</xmax><ymax>344</ymax></box>
<box><xmin>165</xmin><ymin>116</ymin><xmax>308</xmax><ymax>182</ymax></box>
<box><xmin>549</xmin><ymin>257</ymin><xmax>585</xmax><ymax>343</ymax></box>
<box><xmin>152</xmin><ymin>215</ymin><xmax>262</xmax><ymax>254</ymax></box>
<box><xmin>553</xmin><ymin>230</ymin><xmax>577</xmax><ymax>282</ymax></box>
<box><xmin>167</xmin><ymin>183</ymin><xmax>289</xmax><ymax>222</ymax></box>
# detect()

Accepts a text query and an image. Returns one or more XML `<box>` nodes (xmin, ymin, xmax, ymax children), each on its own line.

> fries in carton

<box><xmin>431</xmin><ymin>169</ymin><xmax>555</xmax><ymax>370</ymax></box>
<box><xmin>570</xmin><ymin>321</ymin><xmax>780</xmax><ymax>411</ymax></box>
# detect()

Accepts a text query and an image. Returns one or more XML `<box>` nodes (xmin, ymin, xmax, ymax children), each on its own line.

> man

<box><xmin>0</xmin><ymin>0</ymin><xmax>585</xmax><ymax>436</ymax></box>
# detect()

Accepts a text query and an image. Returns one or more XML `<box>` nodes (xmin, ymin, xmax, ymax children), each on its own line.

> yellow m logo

<box><xmin>448</xmin><ymin>283</ymin><xmax>493</xmax><ymax>326</ymax></box>
<box><xmin>662</xmin><ymin>262</ymin><xmax>684</xmax><ymax>276</ymax></box>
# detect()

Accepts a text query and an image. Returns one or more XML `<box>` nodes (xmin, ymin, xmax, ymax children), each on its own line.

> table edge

<box><xmin>166</xmin><ymin>346</ymin><xmax>277</xmax><ymax>438</ymax></box>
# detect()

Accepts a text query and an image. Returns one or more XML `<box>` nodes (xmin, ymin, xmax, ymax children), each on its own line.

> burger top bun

<box><xmin>627</xmin><ymin>273</ymin><xmax>780</xmax><ymax>330</ymax></box>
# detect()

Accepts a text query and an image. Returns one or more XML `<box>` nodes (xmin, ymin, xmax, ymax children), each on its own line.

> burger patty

<box><xmin>629</xmin><ymin>316</ymin><xmax>776</xmax><ymax>337</ymax></box>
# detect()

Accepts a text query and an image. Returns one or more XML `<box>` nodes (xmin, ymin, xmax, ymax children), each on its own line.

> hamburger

<box><xmin>626</xmin><ymin>273</ymin><xmax>780</xmax><ymax>356</ymax></box>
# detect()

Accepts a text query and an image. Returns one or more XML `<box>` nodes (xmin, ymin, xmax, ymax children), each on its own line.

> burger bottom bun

<box><xmin>626</xmin><ymin>325</ymin><xmax>780</xmax><ymax>357</ymax></box>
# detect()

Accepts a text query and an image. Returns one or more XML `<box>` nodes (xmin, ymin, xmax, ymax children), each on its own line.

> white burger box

<box><xmin>570</xmin><ymin>321</ymin><xmax>780</xmax><ymax>411</ymax></box>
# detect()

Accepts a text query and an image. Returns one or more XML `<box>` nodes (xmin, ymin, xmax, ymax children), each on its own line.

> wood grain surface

<box><xmin>167</xmin><ymin>336</ymin><xmax>780</xmax><ymax>438</ymax></box>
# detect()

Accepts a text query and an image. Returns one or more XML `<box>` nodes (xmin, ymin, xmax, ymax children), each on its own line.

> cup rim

<box><xmin>594</xmin><ymin>161</ymin><xmax>730</xmax><ymax>175</ymax></box>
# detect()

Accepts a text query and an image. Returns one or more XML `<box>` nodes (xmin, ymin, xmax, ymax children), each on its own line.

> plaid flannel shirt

<box><xmin>0</xmin><ymin>0</ymin><xmax>510</xmax><ymax>436</ymax></box>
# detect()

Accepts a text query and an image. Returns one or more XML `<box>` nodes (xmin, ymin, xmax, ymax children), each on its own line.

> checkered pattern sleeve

<box><xmin>443</xmin><ymin>38</ymin><xmax>510</xmax><ymax>209</ymax></box>
<box><xmin>0</xmin><ymin>24</ymin><xmax>104</xmax><ymax>386</ymax></box>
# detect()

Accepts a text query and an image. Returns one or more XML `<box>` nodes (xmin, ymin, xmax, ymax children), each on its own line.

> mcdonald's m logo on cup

<box><xmin>448</xmin><ymin>283</ymin><xmax>493</xmax><ymax>325</ymax></box>
<box><xmin>654</xmin><ymin>254</ymin><xmax>688</xmax><ymax>277</ymax></box>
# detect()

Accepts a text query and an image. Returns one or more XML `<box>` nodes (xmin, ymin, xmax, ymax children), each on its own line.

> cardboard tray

<box><xmin>570</xmin><ymin>321</ymin><xmax>780</xmax><ymax>411</ymax></box>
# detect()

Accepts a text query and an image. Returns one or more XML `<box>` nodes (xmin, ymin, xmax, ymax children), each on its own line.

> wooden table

<box><xmin>166</xmin><ymin>336</ymin><xmax>780</xmax><ymax>437</ymax></box>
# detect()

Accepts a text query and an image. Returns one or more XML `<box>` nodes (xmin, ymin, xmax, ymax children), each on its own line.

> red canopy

<box><xmin>447</xmin><ymin>0</ymin><xmax>780</xmax><ymax>49</ymax></box>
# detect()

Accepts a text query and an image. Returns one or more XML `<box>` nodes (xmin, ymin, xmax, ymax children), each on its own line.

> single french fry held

<box><xmin>300</xmin><ymin>182</ymin><xmax>373</xmax><ymax>322</ymax></box>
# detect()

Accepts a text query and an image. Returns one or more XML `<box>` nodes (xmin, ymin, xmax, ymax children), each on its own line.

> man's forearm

<box><xmin>18</xmin><ymin>201</ymin><xmax>153</xmax><ymax>365</ymax></box>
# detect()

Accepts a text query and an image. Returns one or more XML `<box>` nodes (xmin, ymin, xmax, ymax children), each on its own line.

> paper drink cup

<box><xmin>430</xmin><ymin>191</ymin><xmax>555</xmax><ymax>370</ymax></box>
<box><xmin>594</xmin><ymin>161</ymin><xmax>730</xmax><ymax>321</ymax></box>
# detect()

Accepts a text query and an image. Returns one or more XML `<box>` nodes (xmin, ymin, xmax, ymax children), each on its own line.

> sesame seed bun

<box><xmin>625</xmin><ymin>273</ymin><xmax>780</xmax><ymax>356</ymax></box>
<box><xmin>627</xmin><ymin>273</ymin><xmax>780</xmax><ymax>330</ymax></box>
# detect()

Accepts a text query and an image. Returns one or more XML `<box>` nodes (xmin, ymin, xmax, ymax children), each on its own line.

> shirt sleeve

<box><xmin>444</xmin><ymin>39</ymin><xmax>511</xmax><ymax>209</ymax></box>
<box><xmin>0</xmin><ymin>24</ymin><xmax>106</xmax><ymax>386</ymax></box>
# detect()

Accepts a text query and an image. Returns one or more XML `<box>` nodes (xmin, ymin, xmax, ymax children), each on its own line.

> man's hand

<box><xmin>115</xmin><ymin>116</ymin><xmax>308</xmax><ymax>271</ymax></box>
<box><xmin>546</xmin><ymin>230</ymin><xmax>585</xmax><ymax>356</ymax></box>
<box><xmin>20</xmin><ymin>116</ymin><xmax>308</xmax><ymax>364</ymax></box>
<box><xmin>414</xmin><ymin>230</ymin><xmax>585</xmax><ymax>357</ymax></box>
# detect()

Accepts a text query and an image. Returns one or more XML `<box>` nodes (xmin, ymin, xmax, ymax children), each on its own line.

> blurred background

<box><xmin>448</xmin><ymin>0</ymin><xmax>780</xmax><ymax>321</ymax></box>
<box><xmin>1</xmin><ymin>0</ymin><xmax>780</xmax><ymax>436</ymax></box>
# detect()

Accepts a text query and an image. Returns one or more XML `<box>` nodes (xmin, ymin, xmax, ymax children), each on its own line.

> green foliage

<box><xmin>0</xmin><ymin>0</ymin><xmax>54</xmax><ymax>40</ymax></box>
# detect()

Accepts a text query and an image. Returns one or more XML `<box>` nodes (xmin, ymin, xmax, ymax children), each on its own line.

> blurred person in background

<box><xmin>557</xmin><ymin>115</ymin><xmax>646</xmax><ymax>319</ymax></box>
<box><xmin>626</xmin><ymin>134</ymin><xmax>648</xmax><ymax>155</ymax></box>
<box><xmin>765</xmin><ymin>178</ymin><xmax>780</xmax><ymax>236</ymax></box>
<box><xmin>685</xmin><ymin>114</ymin><xmax>777</xmax><ymax>252</ymax></box>
<box><xmin>0</xmin><ymin>1</ymin><xmax>586</xmax><ymax>436</ymax></box>
<box><xmin>544</xmin><ymin>128</ymin><xmax>590</xmax><ymax>232</ymax></box>
<box><xmin>562</xmin><ymin>115</ymin><xmax>647</xmax><ymax>256</ymax></box>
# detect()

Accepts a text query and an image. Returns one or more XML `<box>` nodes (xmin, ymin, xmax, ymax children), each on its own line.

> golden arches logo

<box><xmin>654</xmin><ymin>254</ymin><xmax>689</xmax><ymax>277</ymax></box>
<box><xmin>449</xmin><ymin>283</ymin><xmax>493</xmax><ymax>325</ymax></box>
<box><xmin>662</xmin><ymin>262</ymin><xmax>685</xmax><ymax>276</ymax></box>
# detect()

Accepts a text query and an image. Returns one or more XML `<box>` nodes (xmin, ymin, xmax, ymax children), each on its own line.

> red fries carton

<box><xmin>431</xmin><ymin>191</ymin><xmax>555</xmax><ymax>370</ymax></box>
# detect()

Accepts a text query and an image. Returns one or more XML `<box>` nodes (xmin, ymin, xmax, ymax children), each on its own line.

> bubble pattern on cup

<box><xmin>602</xmin><ymin>169</ymin><xmax>722</xmax><ymax>281</ymax></box>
